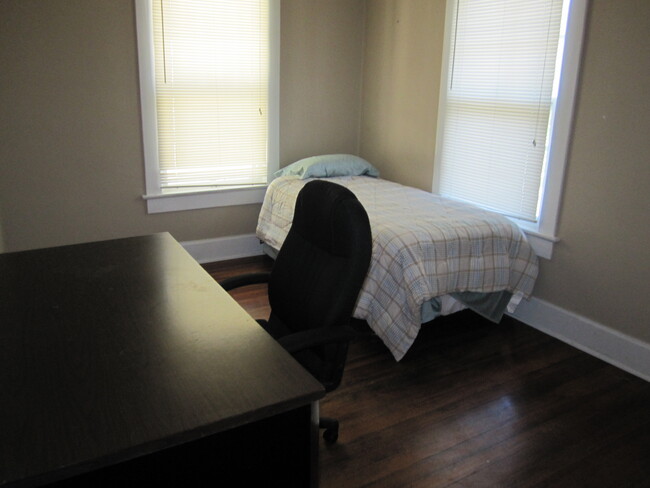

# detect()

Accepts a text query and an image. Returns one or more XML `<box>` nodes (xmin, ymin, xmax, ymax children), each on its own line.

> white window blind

<box><xmin>436</xmin><ymin>0</ymin><xmax>566</xmax><ymax>222</ymax></box>
<box><xmin>151</xmin><ymin>0</ymin><xmax>270</xmax><ymax>191</ymax></box>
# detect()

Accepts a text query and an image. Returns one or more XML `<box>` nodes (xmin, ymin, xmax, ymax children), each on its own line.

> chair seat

<box><xmin>255</xmin><ymin>318</ymin><xmax>289</xmax><ymax>341</ymax></box>
<box><xmin>256</xmin><ymin>318</ymin><xmax>327</xmax><ymax>388</ymax></box>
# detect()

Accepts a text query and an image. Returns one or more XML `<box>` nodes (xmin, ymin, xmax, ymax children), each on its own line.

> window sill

<box><xmin>143</xmin><ymin>186</ymin><xmax>268</xmax><ymax>214</ymax></box>
<box><xmin>516</xmin><ymin>226</ymin><xmax>558</xmax><ymax>260</ymax></box>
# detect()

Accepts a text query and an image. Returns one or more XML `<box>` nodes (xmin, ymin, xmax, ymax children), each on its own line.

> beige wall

<box><xmin>360</xmin><ymin>0</ymin><xmax>650</xmax><ymax>343</ymax></box>
<box><xmin>2</xmin><ymin>0</ymin><xmax>649</xmax><ymax>345</ymax></box>
<box><xmin>0</xmin><ymin>0</ymin><xmax>365</xmax><ymax>252</ymax></box>
<box><xmin>281</xmin><ymin>0</ymin><xmax>365</xmax><ymax>164</ymax></box>
<box><xmin>533</xmin><ymin>0</ymin><xmax>650</xmax><ymax>342</ymax></box>
<box><xmin>359</xmin><ymin>0</ymin><xmax>445</xmax><ymax>190</ymax></box>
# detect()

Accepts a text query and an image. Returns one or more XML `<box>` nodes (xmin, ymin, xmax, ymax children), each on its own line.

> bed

<box><xmin>257</xmin><ymin>157</ymin><xmax>539</xmax><ymax>361</ymax></box>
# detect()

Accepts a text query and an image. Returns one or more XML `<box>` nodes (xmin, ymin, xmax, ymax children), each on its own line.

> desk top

<box><xmin>0</xmin><ymin>233</ymin><xmax>324</xmax><ymax>487</ymax></box>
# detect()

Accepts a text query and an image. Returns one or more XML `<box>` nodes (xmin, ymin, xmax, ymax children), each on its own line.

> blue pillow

<box><xmin>274</xmin><ymin>154</ymin><xmax>380</xmax><ymax>179</ymax></box>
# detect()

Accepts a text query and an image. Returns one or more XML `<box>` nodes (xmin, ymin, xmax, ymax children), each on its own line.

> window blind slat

<box><xmin>438</xmin><ymin>0</ymin><xmax>564</xmax><ymax>221</ymax></box>
<box><xmin>152</xmin><ymin>0</ymin><xmax>269</xmax><ymax>190</ymax></box>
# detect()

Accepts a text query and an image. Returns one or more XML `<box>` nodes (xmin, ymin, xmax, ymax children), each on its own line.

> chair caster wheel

<box><xmin>323</xmin><ymin>427</ymin><xmax>338</xmax><ymax>444</ymax></box>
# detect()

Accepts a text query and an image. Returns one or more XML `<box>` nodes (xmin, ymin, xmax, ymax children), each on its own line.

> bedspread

<box><xmin>257</xmin><ymin>176</ymin><xmax>539</xmax><ymax>360</ymax></box>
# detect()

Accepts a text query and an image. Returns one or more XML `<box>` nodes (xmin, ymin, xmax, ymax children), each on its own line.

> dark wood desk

<box><xmin>0</xmin><ymin>233</ymin><xmax>324</xmax><ymax>487</ymax></box>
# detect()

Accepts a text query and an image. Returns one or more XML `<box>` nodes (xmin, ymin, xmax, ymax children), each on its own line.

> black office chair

<box><xmin>220</xmin><ymin>180</ymin><xmax>372</xmax><ymax>443</ymax></box>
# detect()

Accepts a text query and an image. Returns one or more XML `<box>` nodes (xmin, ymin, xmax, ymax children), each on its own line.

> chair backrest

<box><xmin>268</xmin><ymin>180</ymin><xmax>372</xmax><ymax>391</ymax></box>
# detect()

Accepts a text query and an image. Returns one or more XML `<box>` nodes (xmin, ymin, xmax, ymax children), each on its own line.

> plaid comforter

<box><xmin>257</xmin><ymin>176</ymin><xmax>539</xmax><ymax>360</ymax></box>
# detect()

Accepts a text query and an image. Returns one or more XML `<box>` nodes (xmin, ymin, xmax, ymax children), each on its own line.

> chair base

<box><xmin>319</xmin><ymin>417</ymin><xmax>339</xmax><ymax>444</ymax></box>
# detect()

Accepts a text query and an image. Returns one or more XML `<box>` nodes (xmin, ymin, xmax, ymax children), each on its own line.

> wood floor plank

<box><xmin>204</xmin><ymin>256</ymin><xmax>650</xmax><ymax>488</ymax></box>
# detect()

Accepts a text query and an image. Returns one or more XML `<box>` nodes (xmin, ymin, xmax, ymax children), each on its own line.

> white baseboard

<box><xmin>510</xmin><ymin>297</ymin><xmax>650</xmax><ymax>382</ymax></box>
<box><xmin>181</xmin><ymin>234</ymin><xmax>264</xmax><ymax>264</ymax></box>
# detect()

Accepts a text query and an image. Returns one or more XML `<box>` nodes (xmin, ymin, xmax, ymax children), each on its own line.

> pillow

<box><xmin>274</xmin><ymin>154</ymin><xmax>380</xmax><ymax>179</ymax></box>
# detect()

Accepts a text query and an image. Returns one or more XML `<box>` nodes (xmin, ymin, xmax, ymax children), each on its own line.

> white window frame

<box><xmin>433</xmin><ymin>0</ymin><xmax>588</xmax><ymax>259</ymax></box>
<box><xmin>135</xmin><ymin>0</ymin><xmax>280</xmax><ymax>214</ymax></box>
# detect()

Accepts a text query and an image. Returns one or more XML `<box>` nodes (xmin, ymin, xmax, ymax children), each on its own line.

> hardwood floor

<box><xmin>204</xmin><ymin>256</ymin><xmax>650</xmax><ymax>487</ymax></box>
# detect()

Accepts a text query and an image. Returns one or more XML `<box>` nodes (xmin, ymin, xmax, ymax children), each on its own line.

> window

<box><xmin>135</xmin><ymin>0</ymin><xmax>279</xmax><ymax>213</ymax></box>
<box><xmin>433</xmin><ymin>0</ymin><xmax>587</xmax><ymax>258</ymax></box>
